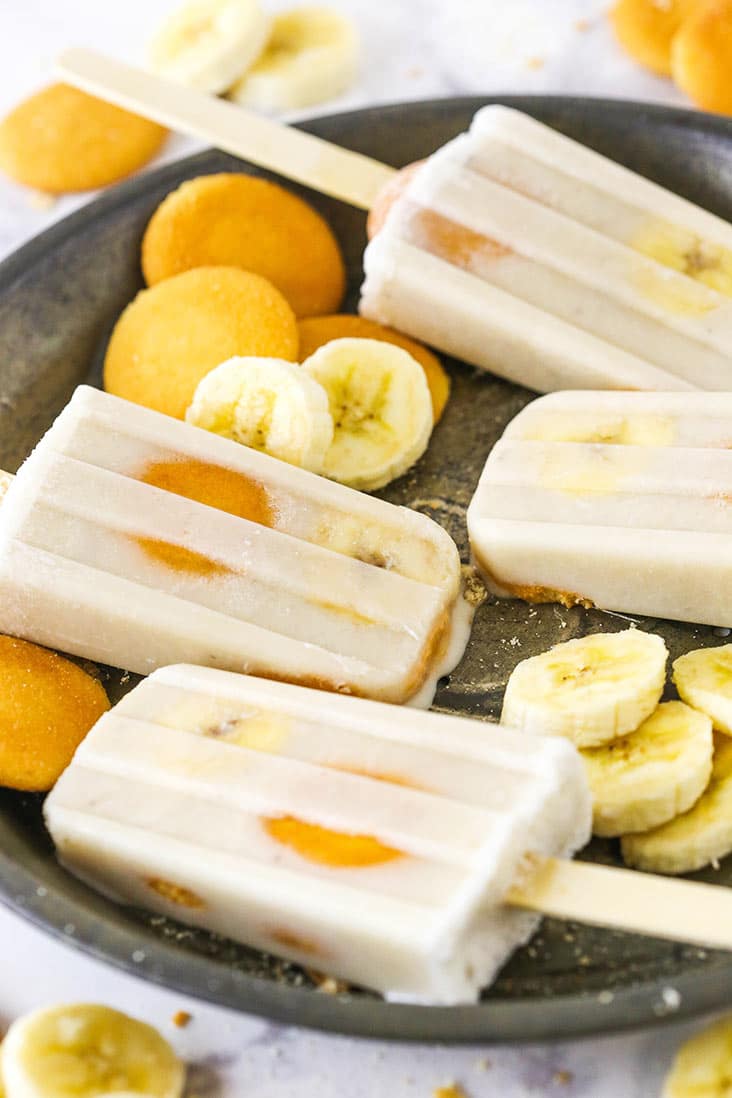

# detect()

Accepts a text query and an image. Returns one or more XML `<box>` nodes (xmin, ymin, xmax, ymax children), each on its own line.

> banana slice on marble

<box><xmin>186</xmin><ymin>355</ymin><xmax>334</xmax><ymax>472</ymax></box>
<box><xmin>662</xmin><ymin>1014</ymin><xmax>732</xmax><ymax>1098</ymax></box>
<box><xmin>1</xmin><ymin>1004</ymin><xmax>184</xmax><ymax>1098</ymax></box>
<box><xmin>673</xmin><ymin>644</ymin><xmax>732</xmax><ymax>736</ymax></box>
<box><xmin>621</xmin><ymin>736</ymin><xmax>732</xmax><ymax>874</ymax></box>
<box><xmin>228</xmin><ymin>6</ymin><xmax>358</xmax><ymax>112</ymax></box>
<box><xmin>301</xmin><ymin>337</ymin><xmax>433</xmax><ymax>491</ymax></box>
<box><xmin>582</xmin><ymin>700</ymin><xmax>713</xmax><ymax>837</ymax></box>
<box><xmin>501</xmin><ymin>629</ymin><xmax>668</xmax><ymax>748</ymax></box>
<box><xmin>148</xmin><ymin>0</ymin><xmax>271</xmax><ymax>94</ymax></box>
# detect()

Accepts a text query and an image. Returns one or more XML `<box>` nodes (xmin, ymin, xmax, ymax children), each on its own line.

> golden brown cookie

<box><xmin>609</xmin><ymin>0</ymin><xmax>697</xmax><ymax>75</ymax></box>
<box><xmin>0</xmin><ymin>84</ymin><xmax>168</xmax><ymax>193</ymax></box>
<box><xmin>672</xmin><ymin>1</ymin><xmax>732</xmax><ymax>115</ymax></box>
<box><xmin>297</xmin><ymin>313</ymin><xmax>450</xmax><ymax>423</ymax></box>
<box><xmin>104</xmin><ymin>266</ymin><xmax>299</xmax><ymax>419</ymax></box>
<box><xmin>141</xmin><ymin>173</ymin><xmax>346</xmax><ymax>317</ymax></box>
<box><xmin>0</xmin><ymin>635</ymin><xmax>109</xmax><ymax>791</ymax></box>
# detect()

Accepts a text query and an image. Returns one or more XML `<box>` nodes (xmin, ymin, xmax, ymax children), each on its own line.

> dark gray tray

<box><xmin>0</xmin><ymin>95</ymin><xmax>731</xmax><ymax>1042</ymax></box>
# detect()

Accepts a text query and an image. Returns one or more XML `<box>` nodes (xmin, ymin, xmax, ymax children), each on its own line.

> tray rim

<box><xmin>1</xmin><ymin>92</ymin><xmax>731</xmax><ymax>1043</ymax></box>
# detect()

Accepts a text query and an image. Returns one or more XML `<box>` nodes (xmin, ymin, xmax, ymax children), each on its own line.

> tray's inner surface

<box><xmin>0</xmin><ymin>98</ymin><xmax>731</xmax><ymax>1025</ymax></box>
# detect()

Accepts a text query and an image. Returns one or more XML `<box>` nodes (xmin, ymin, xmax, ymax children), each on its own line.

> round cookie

<box><xmin>0</xmin><ymin>635</ymin><xmax>109</xmax><ymax>791</ymax></box>
<box><xmin>609</xmin><ymin>0</ymin><xmax>696</xmax><ymax>76</ymax></box>
<box><xmin>0</xmin><ymin>84</ymin><xmax>168</xmax><ymax>193</ymax></box>
<box><xmin>297</xmin><ymin>314</ymin><xmax>450</xmax><ymax>423</ymax></box>
<box><xmin>366</xmin><ymin>161</ymin><xmax>426</xmax><ymax>240</ymax></box>
<box><xmin>672</xmin><ymin>1</ymin><xmax>732</xmax><ymax>115</ymax></box>
<box><xmin>104</xmin><ymin>266</ymin><xmax>299</xmax><ymax>419</ymax></box>
<box><xmin>141</xmin><ymin>173</ymin><xmax>346</xmax><ymax>317</ymax></box>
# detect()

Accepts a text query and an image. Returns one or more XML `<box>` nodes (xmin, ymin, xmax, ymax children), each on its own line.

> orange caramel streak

<box><xmin>132</xmin><ymin>456</ymin><xmax>274</xmax><ymax>576</ymax></box>
<box><xmin>263</xmin><ymin>815</ymin><xmax>404</xmax><ymax>868</ymax></box>
<box><xmin>145</xmin><ymin>877</ymin><xmax>206</xmax><ymax>909</ymax></box>
<box><xmin>410</xmin><ymin>205</ymin><xmax>512</xmax><ymax>271</ymax></box>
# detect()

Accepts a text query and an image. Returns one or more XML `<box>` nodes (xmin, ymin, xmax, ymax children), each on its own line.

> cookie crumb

<box><xmin>553</xmin><ymin>1070</ymin><xmax>573</xmax><ymax>1085</ymax></box>
<box><xmin>475</xmin><ymin>1057</ymin><xmax>492</xmax><ymax>1072</ymax></box>
<box><xmin>172</xmin><ymin>1010</ymin><xmax>192</xmax><ymax>1028</ymax></box>
<box><xmin>305</xmin><ymin>968</ymin><xmax>349</xmax><ymax>995</ymax></box>
<box><xmin>574</xmin><ymin>18</ymin><xmax>590</xmax><ymax>31</ymax></box>
<box><xmin>435</xmin><ymin>1085</ymin><xmax>469</xmax><ymax>1098</ymax></box>
<box><xmin>526</xmin><ymin>56</ymin><xmax>545</xmax><ymax>70</ymax></box>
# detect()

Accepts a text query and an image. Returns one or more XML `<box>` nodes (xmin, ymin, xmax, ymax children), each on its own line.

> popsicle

<box><xmin>43</xmin><ymin>663</ymin><xmax>592</xmax><ymax>1004</ymax></box>
<box><xmin>45</xmin><ymin>666</ymin><xmax>732</xmax><ymax>1004</ymax></box>
<box><xmin>0</xmin><ymin>386</ymin><xmax>466</xmax><ymax>705</ymax></box>
<box><xmin>361</xmin><ymin>106</ymin><xmax>732</xmax><ymax>393</ymax></box>
<box><xmin>467</xmin><ymin>390</ymin><xmax>732</xmax><ymax>625</ymax></box>
<box><xmin>57</xmin><ymin>50</ymin><xmax>732</xmax><ymax>395</ymax></box>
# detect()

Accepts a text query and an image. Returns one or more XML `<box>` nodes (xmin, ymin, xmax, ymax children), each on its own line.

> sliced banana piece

<box><xmin>501</xmin><ymin>629</ymin><xmax>668</xmax><ymax>748</ymax></box>
<box><xmin>228</xmin><ymin>6</ymin><xmax>358</xmax><ymax>113</ymax></box>
<box><xmin>1</xmin><ymin>1004</ymin><xmax>184</xmax><ymax>1098</ymax></box>
<box><xmin>674</xmin><ymin>644</ymin><xmax>732</xmax><ymax>736</ymax></box>
<box><xmin>581</xmin><ymin>701</ymin><xmax>713</xmax><ymax>837</ymax></box>
<box><xmin>148</xmin><ymin>0</ymin><xmax>271</xmax><ymax>94</ymax></box>
<box><xmin>186</xmin><ymin>356</ymin><xmax>334</xmax><ymax>472</ymax></box>
<box><xmin>301</xmin><ymin>337</ymin><xmax>433</xmax><ymax>491</ymax></box>
<box><xmin>622</xmin><ymin>736</ymin><xmax>732</xmax><ymax>874</ymax></box>
<box><xmin>662</xmin><ymin>1014</ymin><xmax>732</xmax><ymax>1098</ymax></box>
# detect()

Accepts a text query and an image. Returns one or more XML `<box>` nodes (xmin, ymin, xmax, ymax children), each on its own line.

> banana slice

<box><xmin>673</xmin><ymin>644</ymin><xmax>732</xmax><ymax>736</ymax></box>
<box><xmin>228</xmin><ymin>6</ymin><xmax>358</xmax><ymax>113</ymax></box>
<box><xmin>501</xmin><ymin>629</ymin><xmax>668</xmax><ymax>748</ymax></box>
<box><xmin>186</xmin><ymin>356</ymin><xmax>334</xmax><ymax>472</ymax></box>
<box><xmin>622</xmin><ymin>736</ymin><xmax>732</xmax><ymax>874</ymax></box>
<box><xmin>301</xmin><ymin>337</ymin><xmax>433</xmax><ymax>491</ymax></box>
<box><xmin>581</xmin><ymin>701</ymin><xmax>713</xmax><ymax>837</ymax></box>
<box><xmin>1</xmin><ymin>1004</ymin><xmax>184</xmax><ymax>1098</ymax></box>
<box><xmin>148</xmin><ymin>0</ymin><xmax>271</xmax><ymax>94</ymax></box>
<box><xmin>662</xmin><ymin>1014</ymin><xmax>732</xmax><ymax>1098</ymax></box>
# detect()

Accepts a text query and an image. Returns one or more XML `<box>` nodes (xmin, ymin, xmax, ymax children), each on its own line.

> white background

<box><xmin>0</xmin><ymin>1</ymin><xmax>724</xmax><ymax>1095</ymax></box>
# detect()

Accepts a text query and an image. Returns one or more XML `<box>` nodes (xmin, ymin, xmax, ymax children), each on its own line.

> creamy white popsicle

<box><xmin>468</xmin><ymin>390</ymin><xmax>732</xmax><ymax>625</ymax></box>
<box><xmin>44</xmin><ymin>664</ymin><xmax>592</xmax><ymax>1004</ymax></box>
<box><xmin>0</xmin><ymin>386</ymin><xmax>466</xmax><ymax>704</ymax></box>
<box><xmin>360</xmin><ymin>106</ymin><xmax>732</xmax><ymax>393</ymax></box>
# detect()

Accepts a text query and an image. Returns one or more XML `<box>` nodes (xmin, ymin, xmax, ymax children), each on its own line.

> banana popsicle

<box><xmin>468</xmin><ymin>390</ymin><xmax>732</xmax><ymax>625</ymax></box>
<box><xmin>0</xmin><ymin>386</ymin><xmax>467</xmax><ymax>705</ymax></box>
<box><xmin>361</xmin><ymin>106</ymin><xmax>732</xmax><ymax>392</ymax></box>
<box><xmin>44</xmin><ymin>664</ymin><xmax>592</xmax><ymax>1004</ymax></box>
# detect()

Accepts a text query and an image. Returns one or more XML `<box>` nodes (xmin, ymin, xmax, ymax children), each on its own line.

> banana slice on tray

<box><xmin>582</xmin><ymin>701</ymin><xmax>713</xmax><ymax>837</ymax></box>
<box><xmin>186</xmin><ymin>356</ymin><xmax>334</xmax><ymax>472</ymax></box>
<box><xmin>1</xmin><ymin>1004</ymin><xmax>185</xmax><ymax>1098</ymax></box>
<box><xmin>673</xmin><ymin>644</ymin><xmax>732</xmax><ymax>735</ymax></box>
<box><xmin>622</xmin><ymin>736</ymin><xmax>732</xmax><ymax>874</ymax></box>
<box><xmin>500</xmin><ymin>630</ymin><xmax>668</xmax><ymax>748</ymax></box>
<box><xmin>662</xmin><ymin>1014</ymin><xmax>732</xmax><ymax>1098</ymax></box>
<box><xmin>228</xmin><ymin>6</ymin><xmax>358</xmax><ymax>113</ymax></box>
<box><xmin>148</xmin><ymin>0</ymin><xmax>271</xmax><ymax>94</ymax></box>
<box><xmin>302</xmin><ymin>337</ymin><xmax>433</xmax><ymax>491</ymax></box>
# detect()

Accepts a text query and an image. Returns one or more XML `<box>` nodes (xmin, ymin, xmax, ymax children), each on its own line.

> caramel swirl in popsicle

<box><xmin>264</xmin><ymin>816</ymin><xmax>404</xmax><ymax>868</ymax></box>
<box><xmin>134</xmin><ymin>456</ymin><xmax>273</xmax><ymax>575</ymax></box>
<box><xmin>409</xmin><ymin>205</ymin><xmax>512</xmax><ymax>272</ymax></box>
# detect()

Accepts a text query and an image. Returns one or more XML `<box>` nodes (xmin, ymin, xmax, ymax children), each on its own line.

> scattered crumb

<box><xmin>526</xmin><ymin>56</ymin><xmax>545</xmax><ymax>70</ymax></box>
<box><xmin>172</xmin><ymin>1010</ymin><xmax>192</xmax><ymax>1028</ymax></box>
<box><xmin>574</xmin><ymin>18</ymin><xmax>590</xmax><ymax>31</ymax></box>
<box><xmin>474</xmin><ymin>1057</ymin><xmax>492</xmax><ymax>1072</ymax></box>
<box><xmin>406</xmin><ymin>65</ymin><xmax>425</xmax><ymax>79</ymax></box>
<box><xmin>305</xmin><ymin>968</ymin><xmax>349</xmax><ymax>995</ymax></box>
<box><xmin>598</xmin><ymin>990</ymin><xmax>614</xmax><ymax>1005</ymax></box>
<box><xmin>553</xmin><ymin>1070</ymin><xmax>573</xmax><ymax>1086</ymax></box>
<box><xmin>26</xmin><ymin>190</ymin><xmax>57</xmax><ymax>211</ymax></box>
<box><xmin>461</xmin><ymin>565</ymin><xmax>488</xmax><ymax>609</ymax></box>
<box><xmin>435</xmin><ymin>1085</ymin><xmax>470</xmax><ymax>1098</ymax></box>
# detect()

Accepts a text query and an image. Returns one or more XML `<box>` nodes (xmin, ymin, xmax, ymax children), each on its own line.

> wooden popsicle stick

<box><xmin>508</xmin><ymin>856</ymin><xmax>732</xmax><ymax>951</ymax></box>
<box><xmin>56</xmin><ymin>48</ymin><xmax>397</xmax><ymax>211</ymax></box>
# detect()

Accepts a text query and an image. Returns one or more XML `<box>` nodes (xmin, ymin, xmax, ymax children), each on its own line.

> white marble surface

<box><xmin>0</xmin><ymin>1</ymin><xmax>726</xmax><ymax>1094</ymax></box>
